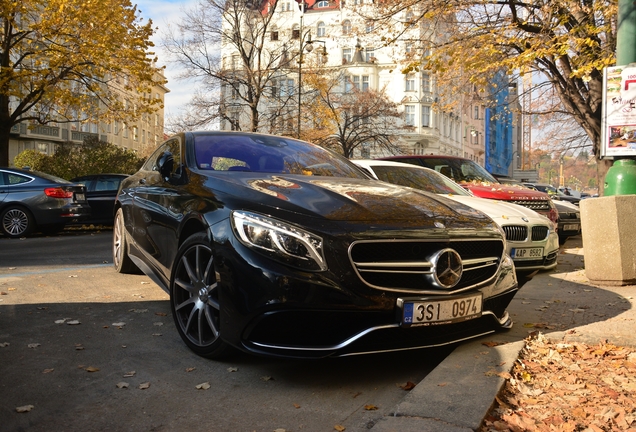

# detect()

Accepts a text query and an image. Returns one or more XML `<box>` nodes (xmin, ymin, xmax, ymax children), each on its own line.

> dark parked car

<box><xmin>71</xmin><ymin>174</ymin><xmax>128</xmax><ymax>225</ymax></box>
<box><xmin>523</xmin><ymin>183</ymin><xmax>580</xmax><ymax>206</ymax></box>
<box><xmin>0</xmin><ymin>167</ymin><xmax>90</xmax><ymax>238</ymax></box>
<box><xmin>114</xmin><ymin>131</ymin><xmax>519</xmax><ymax>359</ymax></box>
<box><xmin>553</xmin><ymin>200</ymin><xmax>582</xmax><ymax>243</ymax></box>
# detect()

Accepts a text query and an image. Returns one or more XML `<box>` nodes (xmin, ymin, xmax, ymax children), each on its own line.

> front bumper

<box><xmin>216</xmin><ymin>236</ymin><xmax>519</xmax><ymax>359</ymax></box>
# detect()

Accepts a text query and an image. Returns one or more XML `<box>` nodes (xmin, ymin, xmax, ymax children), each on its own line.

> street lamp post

<box><xmin>296</xmin><ymin>4</ymin><xmax>325</xmax><ymax>139</ymax></box>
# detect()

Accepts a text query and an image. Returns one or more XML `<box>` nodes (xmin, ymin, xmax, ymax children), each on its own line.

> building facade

<box><xmin>8</xmin><ymin>70</ymin><xmax>169</xmax><ymax>164</ymax></box>
<box><xmin>219</xmin><ymin>0</ymin><xmax>505</xmax><ymax>164</ymax></box>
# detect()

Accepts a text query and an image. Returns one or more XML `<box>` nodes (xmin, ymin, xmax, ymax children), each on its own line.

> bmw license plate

<box><xmin>401</xmin><ymin>294</ymin><xmax>482</xmax><ymax>327</ymax></box>
<box><xmin>563</xmin><ymin>224</ymin><xmax>579</xmax><ymax>231</ymax></box>
<box><xmin>511</xmin><ymin>247</ymin><xmax>543</xmax><ymax>259</ymax></box>
<box><xmin>75</xmin><ymin>193</ymin><xmax>85</xmax><ymax>202</ymax></box>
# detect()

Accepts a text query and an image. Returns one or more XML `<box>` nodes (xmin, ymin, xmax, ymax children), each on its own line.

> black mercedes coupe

<box><xmin>113</xmin><ymin>131</ymin><xmax>518</xmax><ymax>359</ymax></box>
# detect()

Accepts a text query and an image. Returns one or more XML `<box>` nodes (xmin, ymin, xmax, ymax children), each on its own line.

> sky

<box><xmin>134</xmin><ymin>0</ymin><xmax>199</xmax><ymax>118</ymax></box>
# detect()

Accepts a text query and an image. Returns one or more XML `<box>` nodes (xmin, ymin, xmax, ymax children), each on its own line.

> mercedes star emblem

<box><xmin>430</xmin><ymin>248</ymin><xmax>463</xmax><ymax>289</ymax></box>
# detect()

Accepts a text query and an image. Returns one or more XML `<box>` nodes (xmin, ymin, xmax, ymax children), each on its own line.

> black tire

<box><xmin>170</xmin><ymin>232</ymin><xmax>231</xmax><ymax>359</ymax></box>
<box><xmin>1</xmin><ymin>206</ymin><xmax>35</xmax><ymax>238</ymax></box>
<box><xmin>113</xmin><ymin>208</ymin><xmax>139</xmax><ymax>274</ymax></box>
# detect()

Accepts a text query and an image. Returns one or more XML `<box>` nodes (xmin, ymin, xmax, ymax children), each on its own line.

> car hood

<box><xmin>205</xmin><ymin>173</ymin><xmax>497</xmax><ymax>230</ymax></box>
<box><xmin>553</xmin><ymin>200</ymin><xmax>580</xmax><ymax>212</ymax></box>
<box><xmin>461</xmin><ymin>182</ymin><xmax>549</xmax><ymax>201</ymax></box>
<box><xmin>444</xmin><ymin>195</ymin><xmax>550</xmax><ymax>226</ymax></box>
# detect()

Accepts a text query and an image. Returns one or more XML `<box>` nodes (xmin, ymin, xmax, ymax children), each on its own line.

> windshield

<box><xmin>417</xmin><ymin>157</ymin><xmax>499</xmax><ymax>185</ymax></box>
<box><xmin>370</xmin><ymin>165</ymin><xmax>471</xmax><ymax>196</ymax></box>
<box><xmin>194</xmin><ymin>133</ymin><xmax>366</xmax><ymax>178</ymax></box>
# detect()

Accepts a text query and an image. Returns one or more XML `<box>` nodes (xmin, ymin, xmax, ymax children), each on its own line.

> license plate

<box><xmin>75</xmin><ymin>193</ymin><xmax>85</xmax><ymax>201</ymax></box>
<box><xmin>563</xmin><ymin>224</ymin><xmax>579</xmax><ymax>231</ymax></box>
<box><xmin>401</xmin><ymin>294</ymin><xmax>482</xmax><ymax>327</ymax></box>
<box><xmin>511</xmin><ymin>247</ymin><xmax>543</xmax><ymax>259</ymax></box>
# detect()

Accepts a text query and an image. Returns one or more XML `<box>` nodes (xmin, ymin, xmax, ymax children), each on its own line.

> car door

<box><xmin>130</xmin><ymin>137</ymin><xmax>186</xmax><ymax>276</ymax></box>
<box><xmin>0</xmin><ymin>171</ymin><xmax>8</xmax><ymax>203</ymax></box>
<box><xmin>89</xmin><ymin>175</ymin><xmax>123</xmax><ymax>223</ymax></box>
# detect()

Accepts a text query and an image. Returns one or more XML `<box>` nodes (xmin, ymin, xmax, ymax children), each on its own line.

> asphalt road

<box><xmin>0</xmin><ymin>229</ymin><xmax>452</xmax><ymax>431</ymax></box>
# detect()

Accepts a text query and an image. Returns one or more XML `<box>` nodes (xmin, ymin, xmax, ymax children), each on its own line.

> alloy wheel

<box><xmin>2</xmin><ymin>208</ymin><xmax>30</xmax><ymax>237</ymax></box>
<box><xmin>172</xmin><ymin>242</ymin><xmax>221</xmax><ymax>348</ymax></box>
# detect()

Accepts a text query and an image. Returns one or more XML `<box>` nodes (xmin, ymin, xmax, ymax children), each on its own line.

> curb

<box><xmin>369</xmin><ymin>235</ymin><xmax>605</xmax><ymax>431</ymax></box>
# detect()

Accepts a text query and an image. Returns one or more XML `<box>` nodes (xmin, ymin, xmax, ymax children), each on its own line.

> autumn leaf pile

<box><xmin>481</xmin><ymin>333</ymin><xmax>636</xmax><ymax>432</ymax></box>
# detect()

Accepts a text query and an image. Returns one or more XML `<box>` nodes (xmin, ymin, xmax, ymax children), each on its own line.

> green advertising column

<box><xmin>617</xmin><ymin>0</ymin><xmax>636</xmax><ymax>66</ymax></box>
<box><xmin>608</xmin><ymin>0</ymin><xmax>636</xmax><ymax>196</ymax></box>
<box><xmin>604</xmin><ymin>159</ymin><xmax>636</xmax><ymax>196</ymax></box>
<box><xmin>580</xmin><ymin>0</ymin><xmax>636</xmax><ymax>286</ymax></box>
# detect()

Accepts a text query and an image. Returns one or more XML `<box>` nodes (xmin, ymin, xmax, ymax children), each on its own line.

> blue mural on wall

<box><xmin>484</xmin><ymin>71</ymin><xmax>514</xmax><ymax>177</ymax></box>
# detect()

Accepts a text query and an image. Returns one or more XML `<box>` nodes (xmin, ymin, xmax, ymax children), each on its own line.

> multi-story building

<box><xmin>8</xmin><ymin>70</ymin><xmax>169</xmax><ymax>163</ymax></box>
<box><xmin>219</xmin><ymin>0</ymin><xmax>491</xmax><ymax>163</ymax></box>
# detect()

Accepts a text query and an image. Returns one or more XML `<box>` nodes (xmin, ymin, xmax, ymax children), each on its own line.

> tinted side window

<box><xmin>8</xmin><ymin>173</ymin><xmax>31</xmax><ymax>185</ymax></box>
<box><xmin>95</xmin><ymin>178</ymin><xmax>121</xmax><ymax>191</ymax></box>
<box><xmin>143</xmin><ymin>138</ymin><xmax>181</xmax><ymax>173</ymax></box>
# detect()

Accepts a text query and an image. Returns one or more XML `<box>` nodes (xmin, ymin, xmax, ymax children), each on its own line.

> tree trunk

<box><xmin>0</xmin><ymin>120</ymin><xmax>12</xmax><ymax>167</ymax></box>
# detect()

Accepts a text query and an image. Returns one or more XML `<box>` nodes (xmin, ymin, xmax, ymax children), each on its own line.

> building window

<box><xmin>344</xmin><ymin>75</ymin><xmax>353</xmax><ymax>93</ymax></box>
<box><xmin>316</xmin><ymin>0</ymin><xmax>329</xmax><ymax>7</ymax></box>
<box><xmin>415</xmin><ymin>140</ymin><xmax>427</xmax><ymax>155</ymax></box>
<box><xmin>405</xmin><ymin>74</ymin><xmax>415</xmax><ymax>91</ymax></box>
<box><xmin>342</xmin><ymin>20</ymin><xmax>351</xmax><ymax>35</ymax></box>
<box><xmin>365</xmin><ymin>47</ymin><xmax>374</xmax><ymax>62</ymax></box>
<box><xmin>292</xmin><ymin>24</ymin><xmax>300</xmax><ymax>39</ymax></box>
<box><xmin>405</xmin><ymin>11</ymin><xmax>415</xmax><ymax>27</ymax></box>
<box><xmin>342</xmin><ymin>48</ymin><xmax>352</xmax><ymax>63</ymax></box>
<box><xmin>474</xmin><ymin>106</ymin><xmax>479</xmax><ymax>119</ymax></box>
<box><xmin>271</xmin><ymin>26</ymin><xmax>279</xmax><ymax>41</ymax></box>
<box><xmin>283</xmin><ymin>78</ymin><xmax>295</xmax><ymax>96</ymax></box>
<box><xmin>123</xmin><ymin>123</ymin><xmax>128</xmax><ymax>139</ymax></box>
<box><xmin>405</xmin><ymin>105</ymin><xmax>415</xmax><ymax>126</ymax></box>
<box><xmin>317</xmin><ymin>22</ymin><xmax>325</xmax><ymax>37</ymax></box>
<box><xmin>362</xmin><ymin>75</ymin><xmax>369</xmax><ymax>91</ymax></box>
<box><xmin>133</xmin><ymin>126</ymin><xmax>138</xmax><ymax>141</ymax></box>
<box><xmin>405</xmin><ymin>42</ymin><xmax>413</xmax><ymax>53</ymax></box>
<box><xmin>353</xmin><ymin>76</ymin><xmax>360</xmax><ymax>90</ymax></box>
<box><xmin>365</xmin><ymin>21</ymin><xmax>374</xmax><ymax>33</ymax></box>
<box><xmin>114</xmin><ymin>121</ymin><xmax>119</xmax><ymax>135</ymax></box>
<box><xmin>422</xmin><ymin>106</ymin><xmax>430</xmax><ymax>127</ymax></box>
<box><xmin>421</xmin><ymin>73</ymin><xmax>430</xmax><ymax>93</ymax></box>
<box><xmin>271</xmin><ymin>81</ymin><xmax>278</xmax><ymax>98</ymax></box>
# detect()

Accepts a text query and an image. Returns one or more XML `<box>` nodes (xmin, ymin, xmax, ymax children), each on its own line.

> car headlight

<box><xmin>231</xmin><ymin>211</ymin><xmax>327</xmax><ymax>271</ymax></box>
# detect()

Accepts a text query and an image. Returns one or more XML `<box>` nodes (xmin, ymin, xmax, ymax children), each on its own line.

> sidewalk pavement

<box><xmin>370</xmin><ymin>235</ymin><xmax>636</xmax><ymax>432</ymax></box>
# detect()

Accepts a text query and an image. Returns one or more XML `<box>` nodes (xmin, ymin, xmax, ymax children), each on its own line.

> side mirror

<box><xmin>157</xmin><ymin>151</ymin><xmax>174</xmax><ymax>182</ymax></box>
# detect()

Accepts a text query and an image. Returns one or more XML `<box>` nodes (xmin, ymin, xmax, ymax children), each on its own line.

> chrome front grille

<box><xmin>509</xmin><ymin>199</ymin><xmax>551</xmax><ymax>212</ymax></box>
<box><xmin>348</xmin><ymin>239</ymin><xmax>504</xmax><ymax>294</ymax></box>
<box><xmin>502</xmin><ymin>225</ymin><xmax>527</xmax><ymax>242</ymax></box>
<box><xmin>531</xmin><ymin>226</ymin><xmax>549</xmax><ymax>241</ymax></box>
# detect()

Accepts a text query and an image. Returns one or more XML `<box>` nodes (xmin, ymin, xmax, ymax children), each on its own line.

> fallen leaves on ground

<box><xmin>15</xmin><ymin>405</ymin><xmax>34</xmax><ymax>413</ymax></box>
<box><xmin>196</xmin><ymin>382</ymin><xmax>210</xmax><ymax>390</ymax></box>
<box><xmin>480</xmin><ymin>332</ymin><xmax>636</xmax><ymax>432</ymax></box>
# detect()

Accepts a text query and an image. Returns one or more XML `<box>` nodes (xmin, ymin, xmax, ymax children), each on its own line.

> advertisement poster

<box><xmin>602</xmin><ymin>65</ymin><xmax>636</xmax><ymax>158</ymax></box>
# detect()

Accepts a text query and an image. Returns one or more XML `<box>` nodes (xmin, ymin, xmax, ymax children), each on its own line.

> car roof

<box><xmin>379</xmin><ymin>154</ymin><xmax>467</xmax><ymax>161</ymax></box>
